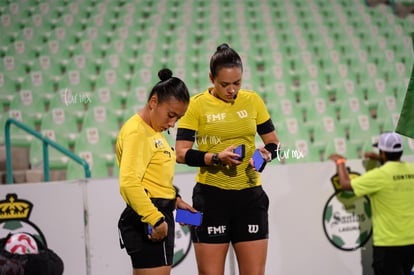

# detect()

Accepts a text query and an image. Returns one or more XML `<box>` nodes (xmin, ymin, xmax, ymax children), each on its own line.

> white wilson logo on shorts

<box><xmin>248</xmin><ymin>224</ymin><xmax>259</xmax><ymax>233</ymax></box>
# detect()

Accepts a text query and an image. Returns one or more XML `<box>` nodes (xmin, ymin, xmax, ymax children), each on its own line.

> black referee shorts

<box><xmin>372</xmin><ymin>244</ymin><xmax>414</xmax><ymax>275</ymax></box>
<box><xmin>118</xmin><ymin>199</ymin><xmax>175</xmax><ymax>269</ymax></box>
<box><xmin>191</xmin><ymin>183</ymin><xmax>269</xmax><ymax>244</ymax></box>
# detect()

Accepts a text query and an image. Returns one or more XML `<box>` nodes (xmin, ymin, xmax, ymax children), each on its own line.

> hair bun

<box><xmin>158</xmin><ymin>68</ymin><xmax>173</xmax><ymax>81</ymax></box>
<box><xmin>217</xmin><ymin>43</ymin><xmax>230</xmax><ymax>51</ymax></box>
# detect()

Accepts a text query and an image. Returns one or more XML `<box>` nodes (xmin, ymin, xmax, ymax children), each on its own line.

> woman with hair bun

<box><xmin>176</xmin><ymin>44</ymin><xmax>280</xmax><ymax>275</ymax></box>
<box><xmin>117</xmin><ymin>68</ymin><xmax>195</xmax><ymax>275</ymax></box>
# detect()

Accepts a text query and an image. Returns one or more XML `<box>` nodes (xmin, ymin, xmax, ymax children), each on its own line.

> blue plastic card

<box><xmin>252</xmin><ymin>149</ymin><xmax>266</xmax><ymax>172</ymax></box>
<box><xmin>176</xmin><ymin>209</ymin><xmax>203</xmax><ymax>226</ymax></box>
<box><xmin>145</xmin><ymin>224</ymin><xmax>152</xmax><ymax>235</ymax></box>
<box><xmin>233</xmin><ymin>144</ymin><xmax>245</xmax><ymax>160</ymax></box>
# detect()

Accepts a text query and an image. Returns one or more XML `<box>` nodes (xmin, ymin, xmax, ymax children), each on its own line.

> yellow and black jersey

<box><xmin>116</xmin><ymin>114</ymin><xmax>176</xmax><ymax>225</ymax></box>
<box><xmin>177</xmin><ymin>88</ymin><xmax>273</xmax><ymax>190</ymax></box>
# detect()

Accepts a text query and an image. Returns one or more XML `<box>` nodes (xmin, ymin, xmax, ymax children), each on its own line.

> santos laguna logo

<box><xmin>0</xmin><ymin>193</ymin><xmax>47</xmax><ymax>247</ymax></box>
<box><xmin>322</xmin><ymin>170</ymin><xmax>372</xmax><ymax>251</ymax></box>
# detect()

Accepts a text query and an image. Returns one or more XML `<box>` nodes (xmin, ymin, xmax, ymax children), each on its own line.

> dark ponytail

<box><xmin>209</xmin><ymin>43</ymin><xmax>243</xmax><ymax>78</ymax></box>
<box><xmin>147</xmin><ymin>68</ymin><xmax>190</xmax><ymax>104</ymax></box>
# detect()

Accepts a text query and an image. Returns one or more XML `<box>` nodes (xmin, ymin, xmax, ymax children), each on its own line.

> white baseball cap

<box><xmin>373</xmin><ymin>132</ymin><xmax>403</xmax><ymax>152</ymax></box>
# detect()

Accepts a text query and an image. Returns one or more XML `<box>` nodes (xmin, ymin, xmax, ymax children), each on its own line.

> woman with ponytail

<box><xmin>116</xmin><ymin>68</ymin><xmax>195</xmax><ymax>275</ymax></box>
<box><xmin>176</xmin><ymin>44</ymin><xmax>280</xmax><ymax>275</ymax></box>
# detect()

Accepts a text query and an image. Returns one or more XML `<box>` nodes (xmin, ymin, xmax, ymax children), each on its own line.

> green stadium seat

<box><xmin>86</xmin><ymin>86</ymin><xmax>125</xmax><ymax>117</ymax></box>
<box><xmin>61</xmin><ymin>54</ymin><xmax>98</xmax><ymax>79</ymax></box>
<box><xmin>40</xmin><ymin>107</ymin><xmax>81</xmax><ymax>149</ymax></box>
<box><xmin>96</xmin><ymin>53</ymin><xmax>132</xmax><ymax>79</ymax></box>
<box><xmin>380</xmin><ymin>112</ymin><xmax>401</xmax><ymax>133</ymax></box>
<box><xmin>67</xmin><ymin>126</ymin><xmax>115</xmax><ymax>179</ymax></box>
<box><xmin>28</xmin><ymin>55</ymin><xmax>65</xmax><ymax>79</ymax></box>
<box><xmin>34</xmin><ymin>39</ymin><xmax>73</xmax><ymax>61</ymax></box>
<box><xmin>68</xmin><ymin>38</ymin><xmax>104</xmax><ymax>59</ymax></box>
<box><xmin>93</xmin><ymin>68</ymin><xmax>129</xmax><ymax>97</ymax></box>
<box><xmin>0</xmin><ymin>73</ymin><xmax>19</xmax><ymax>112</ymax></box>
<box><xmin>73</xmin><ymin>126</ymin><xmax>115</xmax><ymax>159</ymax></box>
<box><xmin>1</xmin><ymin>55</ymin><xmax>28</xmax><ymax>80</ymax></box>
<box><xmin>18</xmin><ymin>71</ymin><xmax>60</xmax><ymax>106</ymax></box>
<box><xmin>2</xmin><ymin>109</ymin><xmax>37</xmax><ymax>147</ymax></box>
<box><xmin>66</xmin><ymin>151</ymin><xmax>115</xmax><ymax>180</ymax></box>
<box><xmin>9</xmin><ymin>89</ymin><xmax>44</xmax><ymax>127</ymax></box>
<box><xmin>81</xmin><ymin>106</ymin><xmax>121</xmax><ymax>143</ymax></box>
<box><xmin>345</xmin><ymin>137</ymin><xmax>370</xmax><ymax>160</ymax></box>
<box><xmin>4</xmin><ymin>40</ymin><xmax>38</xmax><ymax>62</ymax></box>
<box><xmin>29</xmin><ymin>129</ymin><xmax>71</xmax><ymax>170</ymax></box>
<box><xmin>124</xmin><ymin>83</ymin><xmax>148</xmax><ymax>106</ymax></box>
<box><xmin>46</xmin><ymin>88</ymin><xmax>87</xmax><ymax>120</ymax></box>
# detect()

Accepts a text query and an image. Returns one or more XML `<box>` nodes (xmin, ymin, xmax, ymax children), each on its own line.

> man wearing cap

<box><xmin>329</xmin><ymin>132</ymin><xmax>414</xmax><ymax>275</ymax></box>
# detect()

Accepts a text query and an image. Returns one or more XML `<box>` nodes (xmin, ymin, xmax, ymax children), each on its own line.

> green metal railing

<box><xmin>4</xmin><ymin>118</ymin><xmax>91</xmax><ymax>184</ymax></box>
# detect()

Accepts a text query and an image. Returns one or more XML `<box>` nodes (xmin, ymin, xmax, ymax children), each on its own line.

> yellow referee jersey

<box><xmin>116</xmin><ymin>114</ymin><xmax>176</xmax><ymax>225</ymax></box>
<box><xmin>178</xmin><ymin>88</ymin><xmax>272</xmax><ymax>190</ymax></box>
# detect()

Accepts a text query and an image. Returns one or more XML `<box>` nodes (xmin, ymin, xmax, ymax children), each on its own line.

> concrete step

<box><xmin>0</xmin><ymin>145</ymin><xmax>30</xmax><ymax>183</ymax></box>
<box><xmin>0</xmin><ymin>146</ymin><xmax>30</xmax><ymax>170</ymax></box>
<box><xmin>25</xmin><ymin>168</ymin><xmax>67</xmax><ymax>183</ymax></box>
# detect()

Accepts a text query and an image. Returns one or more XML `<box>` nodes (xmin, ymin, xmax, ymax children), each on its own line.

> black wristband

<box><xmin>212</xmin><ymin>153</ymin><xmax>222</xmax><ymax>166</ymax></box>
<box><xmin>264</xmin><ymin>143</ymin><xmax>279</xmax><ymax>160</ymax></box>
<box><xmin>154</xmin><ymin>217</ymin><xmax>165</xmax><ymax>228</ymax></box>
<box><xmin>185</xmin><ymin>149</ymin><xmax>207</xmax><ymax>167</ymax></box>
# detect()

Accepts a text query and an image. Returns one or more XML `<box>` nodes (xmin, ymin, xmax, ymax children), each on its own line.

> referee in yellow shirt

<box><xmin>117</xmin><ymin>68</ymin><xmax>195</xmax><ymax>275</ymax></box>
<box><xmin>176</xmin><ymin>44</ymin><xmax>280</xmax><ymax>275</ymax></box>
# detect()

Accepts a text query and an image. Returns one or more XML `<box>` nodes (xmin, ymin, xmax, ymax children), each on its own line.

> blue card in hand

<box><xmin>175</xmin><ymin>209</ymin><xmax>203</xmax><ymax>226</ymax></box>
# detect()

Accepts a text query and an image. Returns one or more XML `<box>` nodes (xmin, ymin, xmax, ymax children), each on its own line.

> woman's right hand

<box><xmin>219</xmin><ymin>146</ymin><xmax>244</xmax><ymax>166</ymax></box>
<box><xmin>150</xmin><ymin>221</ymin><xmax>168</xmax><ymax>241</ymax></box>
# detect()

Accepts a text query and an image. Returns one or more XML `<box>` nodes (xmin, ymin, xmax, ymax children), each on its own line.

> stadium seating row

<box><xmin>0</xmin><ymin>0</ymin><xmax>413</xmax><ymax>182</ymax></box>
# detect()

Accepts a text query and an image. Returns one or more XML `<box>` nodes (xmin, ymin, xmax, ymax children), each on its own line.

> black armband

<box><xmin>264</xmin><ymin>143</ymin><xmax>279</xmax><ymax>160</ymax></box>
<box><xmin>185</xmin><ymin>149</ymin><xmax>207</xmax><ymax>167</ymax></box>
<box><xmin>257</xmin><ymin>119</ymin><xmax>275</xmax><ymax>135</ymax></box>
<box><xmin>176</xmin><ymin>128</ymin><xmax>196</xmax><ymax>142</ymax></box>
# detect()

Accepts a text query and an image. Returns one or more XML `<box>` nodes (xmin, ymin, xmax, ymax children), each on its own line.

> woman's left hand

<box><xmin>176</xmin><ymin>196</ymin><xmax>197</xmax><ymax>212</ymax></box>
<box><xmin>176</xmin><ymin>197</ymin><xmax>199</xmax><ymax>226</ymax></box>
<box><xmin>248</xmin><ymin>146</ymin><xmax>272</xmax><ymax>169</ymax></box>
